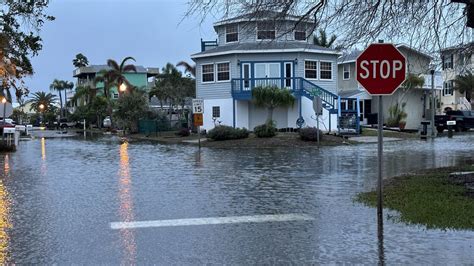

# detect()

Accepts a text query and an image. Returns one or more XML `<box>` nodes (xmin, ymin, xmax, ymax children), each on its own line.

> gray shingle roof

<box><xmin>73</xmin><ymin>65</ymin><xmax>159</xmax><ymax>77</ymax></box>
<box><xmin>337</xmin><ymin>50</ymin><xmax>362</xmax><ymax>64</ymax></box>
<box><xmin>214</xmin><ymin>10</ymin><xmax>309</xmax><ymax>26</ymax></box>
<box><xmin>192</xmin><ymin>41</ymin><xmax>338</xmax><ymax>58</ymax></box>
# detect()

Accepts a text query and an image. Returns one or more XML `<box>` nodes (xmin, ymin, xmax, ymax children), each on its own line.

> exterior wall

<box><xmin>440</xmin><ymin>49</ymin><xmax>473</xmax><ymax>111</ymax></box>
<box><xmin>235</xmin><ymin>101</ymin><xmax>249</xmax><ymax>128</ymax></box>
<box><xmin>215</xmin><ymin>20</ymin><xmax>313</xmax><ymax>46</ymax></box>
<box><xmin>337</xmin><ymin>62</ymin><xmax>359</xmax><ymax>92</ymax></box>
<box><xmin>398</xmin><ymin>47</ymin><xmax>431</xmax><ymax>74</ymax></box>
<box><xmin>202</xmin><ymin>98</ymin><xmax>233</xmax><ymax>130</ymax></box>
<box><xmin>248</xmin><ymin>104</ymin><xmax>288</xmax><ymax>129</ymax></box>
<box><xmin>301</xmin><ymin>97</ymin><xmax>338</xmax><ymax>131</ymax></box>
<box><xmin>194</xmin><ymin>55</ymin><xmax>237</xmax><ymax>100</ymax></box>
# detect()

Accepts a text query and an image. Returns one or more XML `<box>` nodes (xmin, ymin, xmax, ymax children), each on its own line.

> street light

<box><xmin>119</xmin><ymin>83</ymin><xmax>127</xmax><ymax>93</ymax></box>
<box><xmin>39</xmin><ymin>104</ymin><xmax>45</xmax><ymax>127</ymax></box>
<box><xmin>1</xmin><ymin>97</ymin><xmax>6</xmax><ymax>126</ymax></box>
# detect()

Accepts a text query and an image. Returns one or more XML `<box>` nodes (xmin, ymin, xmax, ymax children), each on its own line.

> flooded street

<box><xmin>0</xmin><ymin>134</ymin><xmax>473</xmax><ymax>264</ymax></box>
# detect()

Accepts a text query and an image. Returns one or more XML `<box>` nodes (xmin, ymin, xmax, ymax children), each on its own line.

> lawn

<box><xmin>356</xmin><ymin>165</ymin><xmax>474</xmax><ymax>230</ymax></box>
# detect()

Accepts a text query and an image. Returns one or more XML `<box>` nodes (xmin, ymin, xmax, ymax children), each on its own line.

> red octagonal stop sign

<box><xmin>356</xmin><ymin>43</ymin><xmax>406</xmax><ymax>95</ymax></box>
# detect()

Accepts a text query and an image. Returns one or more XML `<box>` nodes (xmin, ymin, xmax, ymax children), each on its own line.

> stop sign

<box><xmin>356</xmin><ymin>43</ymin><xmax>406</xmax><ymax>95</ymax></box>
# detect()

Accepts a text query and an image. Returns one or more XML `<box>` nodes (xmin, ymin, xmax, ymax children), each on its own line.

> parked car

<box><xmin>59</xmin><ymin>118</ymin><xmax>77</xmax><ymax>128</ymax></box>
<box><xmin>103</xmin><ymin>116</ymin><xmax>112</xmax><ymax>128</ymax></box>
<box><xmin>0</xmin><ymin>118</ymin><xmax>15</xmax><ymax>125</ymax></box>
<box><xmin>435</xmin><ymin>110</ymin><xmax>474</xmax><ymax>133</ymax></box>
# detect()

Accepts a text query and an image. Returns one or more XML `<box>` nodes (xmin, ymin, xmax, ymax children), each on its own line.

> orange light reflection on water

<box><xmin>0</xmin><ymin>156</ymin><xmax>12</xmax><ymax>263</ymax></box>
<box><xmin>118</xmin><ymin>142</ymin><xmax>136</xmax><ymax>264</ymax></box>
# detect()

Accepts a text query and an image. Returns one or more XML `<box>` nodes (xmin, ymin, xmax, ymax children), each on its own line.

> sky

<box><xmin>24</xmin><ymin>0</ymin><xmax>217</xmax><ymax>98</ymax></box>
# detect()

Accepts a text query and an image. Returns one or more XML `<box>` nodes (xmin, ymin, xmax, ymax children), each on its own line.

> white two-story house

<box><xmin>191</xmin><ymin>11</ymin><xmax>355</xmax><ymax>132</ymax></box>
<box><xmin>440</xmin><ymin>42</ymin><xmax>473</xmax><ymax>112</ymax></box>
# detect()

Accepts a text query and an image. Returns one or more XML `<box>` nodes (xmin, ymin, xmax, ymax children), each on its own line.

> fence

<box><xmin>138</xmin><ymin>119</ymin><xmax>188</xmax><ymax>135</ymax></box>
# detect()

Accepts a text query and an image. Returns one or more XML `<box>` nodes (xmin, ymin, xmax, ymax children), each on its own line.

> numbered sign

<box><xmin>192</xmin><ymin>99</ymin><xmax>204</xmax><ymax>114</ymax></box>
<box><xmin>193</xmin><ymin>113</ymin><xmax>203</xmax><ymax>126</ymax></box>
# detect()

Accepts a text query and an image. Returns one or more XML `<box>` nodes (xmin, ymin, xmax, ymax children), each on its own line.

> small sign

<box><xmin>193</xmin><ymin>113</ymin><xmax>203</xmax><ymax>126</ymax></box>
<box><xmin>192</xmin><ymin>99</ymin><xmax>204</xmax><ymax>114</ymax></box>
<box><xmin>310</xmin><ymin>88</ymin><xmax>321</xmax><ymax>97</ymax></box>
<box><xmin>447</xmin><ymin>120</ymin><xmax>456</xmax><ymax>126</ymax></box>
<box><xmin>313</xmin><ymin>96</ymin><xmax>323</xmax><ymax>115</ymax></box>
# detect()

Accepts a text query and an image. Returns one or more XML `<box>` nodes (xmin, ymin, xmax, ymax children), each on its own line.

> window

<box><xmin>294</xmin><ymin>24</ymin><xmax>306</xmax><ymax>41</ymax></box>
<box><xmin>113</xmin><ymin>93</ymin><xmax>119</xmax><ymax>99</ymax></box>
<box><xmin>442</xmin><ymin>54</ymin><xmax>453</xmax><ymax>70</ymax></box>
<box><xmin>202</xmin><ymin>64</ymin><xmax>214</xmax><ymax>82</ymax></box>
<box><xmin>226</xmin><ymin>24</ymin><xmax>238</xmax><ymax>43</ymax></box>
<box><xmin>212</xmin><ymin>106</ymin><xmax>220</xmax><ymax>118</ymax></box>
<box><xmin>257</xmin><ymin>21</ymin><xmax>276</xmax><ymax>40</ymax></box>
<box><xmin>443</xmin><ymin>80</ymin><xmax>453</xmax><ymax>96</ymax></box>
<box><xmin>304</xmin><ymin>60</ymin><xmax>317</xmax><ymax>79</ymax></box>
<box><xmin>343</xmin><ymin>64</ymin><xmax>350</xmax><ymax>80</ymax></box>
<box><xmin>217</xmin><ymin>62</ymin><xmax>230</xmax><ymax>81</ymax></box>
<box><xmin>320</xmin><ymin>62</ymin><xmax>332</xmax><ymax>80</ymax></box>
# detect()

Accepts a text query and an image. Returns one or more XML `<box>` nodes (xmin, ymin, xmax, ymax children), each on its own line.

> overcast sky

<box><xmin>24</xmin><ymin>0</ymin><xmax>217</xmax><ymax>97</ymax></box>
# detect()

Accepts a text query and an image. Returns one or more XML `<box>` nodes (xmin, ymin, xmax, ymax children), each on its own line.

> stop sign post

<box><xmin>356</xmin><ymin>42</ymin><xmax>406</xmax><ymax>232</ymax></box>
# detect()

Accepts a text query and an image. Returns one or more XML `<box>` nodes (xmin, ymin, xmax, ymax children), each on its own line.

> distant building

<box><xmin>72</xmin><ymin>65</ymin><xmax>159</xmax><ymax>101</ymax></box>
<box><xmin>337</xmin><ymin>44</ymin><xmax>443</xmax><ymax>130</ymax></box>
<box><xmin>191</xmin><ymin>11</ymin><xmax>360</xmax><ymax>132</ymax></box>
<box><xmin>439</xmin><ymin>42</ymin><xmax>473</xmax><ymax>112</ymax></box>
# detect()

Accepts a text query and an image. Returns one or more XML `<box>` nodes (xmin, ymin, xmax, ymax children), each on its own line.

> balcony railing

<box><xmin>231</xmin><ymin>77</ymin><xmax>338</xmax><ymax>110</ymax></box>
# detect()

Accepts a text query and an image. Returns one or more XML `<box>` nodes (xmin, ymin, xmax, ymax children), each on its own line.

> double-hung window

<box><xmin>226</xmin><ymin>24</ymin><xmax>238</xmax><ymax>43</ymax></box>
<box><xmin>343</xmin><ymin>64</ymin><xmax>350</xmax><ymax>80</ymax></box>
<box><xmin>320</xmin><ymin>62</ymin><xmax>332</xmax><ymax>80</ymax></box>
<box><xmin>212</xmin><ymin>106</ymin><xmax>220</xmax><ymax>118</ymax></box>
<box><xmin>443</xmin><ymin>80</ymin><xmax>454</xmax><ymax>96</ymax></box>
<box><xmin>442</xmin><ymin>54</ymin><xmax>453</xmax><ymax>70</ymax></box>
<box><xmin>305</xmin><ymin>60</ymin><xmax>317</xmax><ymax>79</ymax></box>
<box><xmin>257</xmin><ymin>21</ymin><xmax>276</xmax><ymax>40</ymax></box>
<box><xmin>294</xmin><ymin>24</ymin><xmax>306</xmax><ymax>41</ymax></box>
<box><xmin>217</xmin><ymin>63</ymin><xmax>230</xmax><ymax>81</ymax></box>
<box><xmin>202</xmin><ymin>64</ymin><xmax>214</xmax><ymax>82</ymax></box>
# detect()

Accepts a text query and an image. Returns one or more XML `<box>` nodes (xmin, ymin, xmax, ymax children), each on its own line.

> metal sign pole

<box><xmin>316</xmin><ymin>113</ymin><xmax>320</xmax><ymax>147</ymax></box>
<box><xmin>198</xmin><ymin>126</ymin><xmax>201</xmax><ymax>150</ymax></box>
<box><xmin>377</xmin><ymin>95</ymin><xmax>384</xmax><ymax>226</ymax></box>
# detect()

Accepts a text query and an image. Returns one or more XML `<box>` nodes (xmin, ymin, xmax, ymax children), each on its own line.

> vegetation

<box><xmin>299</xmin><ymin>127</ymin><xmax>323</xmax><ymax>141</ymax></box>
<box><xmin>356</xmin><ymin>166</ymin><xmax>474</xmax><ymax>230</ymax></box>
<box><xmin>176</xmin><ymin>61</ymin><xmax>196</xmax><ymax>77</ymax></box>
<box><xmin>252</xmin><ymin>86</ymin><xmax>295</xmax><ymax>124</ymax></box>
<box><xmin>113</xmin><ymin>90</ymin><xmax>148</xmax><ymax>133</ymax></box>
<box><xmin>73</xmin><ymin>53</ymin><xmax>89</xmax><ymax>68</ymax></box>
<box><xmin>176</xmin><ymin>128</ymin><xmax>191</xmax><ymax>137</ymax></box>
<box><xmin>26</xmin><ymin>91</ymin><xmax>58</xmax><ymax>113</ymax></box>
<box><xmin>313</xmin><ymin>29</ymin><xmax>337</xmax><ymax>48</ymax></box>
<box><xmin>207</xmin><ymin>125</ymin><xmax>249</xmax><ymax>141</ymax></box>
<box><xmin>94</xmin><ymin>57</ymin><xmax>137</xmax><ymax>100</ymax></box>
<box><xmin>453</xmin><ymin>71</ymin><xmax>473</xmax><ymax>97</ymax></box>
<box><xmin>254</xmin><ymin>121</ymin><xmax>277</xmax><ymax>138</ymax></box>
<box><xmin>386</xmin><ymin>102</ymin><xmax>407</xmax><ymax>127</ymax></box>
<box><xmin>70</xmin><ymin>96</ymin><xmax>108</xmax><ymax>128</ymax></box>
<box><xmin>49</xmin><ymin>79</ymin><xmax>74</xmax><ymax>117</ymax></box>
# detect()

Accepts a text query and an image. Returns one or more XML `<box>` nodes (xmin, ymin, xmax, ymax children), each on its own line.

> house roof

<box><xmin>191</xmin><ymin>41</ymin><xmax>339</xmax><ymax>59</ymax></box>
<box><xmin>337</xmin><ymin>44</ymin><xmax>432</xmax><ymax>64</ymax></box>
<box><xmin>214</xmin><ymin>10</ymin><xmax>314</xmax><ymax>27</ymax></box>
<box><xmin>73</xmin><ymin>65</ymin><xmax>159</xmax><ymax>78</ymax></box>
<box><xmin>439</xmin><ymin>42</ymin><xmax>474</xmax><ymax>54</ymax></box>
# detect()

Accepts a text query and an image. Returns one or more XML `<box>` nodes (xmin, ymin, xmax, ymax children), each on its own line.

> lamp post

<box><xmin>1</xmin><ymin>97</ymin><xmax>7</xmax><ymax>125</ymax></box>
<box><xmin>39</xmin><ymin>104</ymin><xmax>45</xmax><ymax>126</ymax></box>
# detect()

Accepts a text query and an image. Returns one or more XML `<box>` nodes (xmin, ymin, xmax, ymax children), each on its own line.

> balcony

<box><xmin>231</xmin><ymin>77</ymin><xmax>339</xmax><ymax>110</ymax></box>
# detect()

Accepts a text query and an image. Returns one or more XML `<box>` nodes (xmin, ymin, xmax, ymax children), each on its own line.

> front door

<box><xmin>254</xmin><ymin>63</ymin><xmax>280</xmax><ymax>87</ymax></box>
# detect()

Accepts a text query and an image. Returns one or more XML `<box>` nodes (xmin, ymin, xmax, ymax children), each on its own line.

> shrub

<box><xmin>254</xmin><ymin>121</ymin><xmax>277</xmax><ymax>138</ymax></box>
<box><xmin>299</xmin><ymin>127</ymin><xmax>323</xmax><ymax>141</ymax></box>
<box><xmin>176</xmin><ymin>128</ymin><xmax>190</xmax><ymax>137</ymax></box>
<box><xmin>207</xmin><ymin>125</ymin><xmax>249</xmax><ymax>141</ymax></box>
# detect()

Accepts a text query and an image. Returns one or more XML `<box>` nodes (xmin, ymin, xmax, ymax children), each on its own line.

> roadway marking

<box><xmin>110</xmin><ymin>214</ymin><xmax>314</xmax><ymax>229</ymax></box>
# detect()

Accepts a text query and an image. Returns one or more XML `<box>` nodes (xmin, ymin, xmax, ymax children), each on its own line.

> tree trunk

<box><xmin>64</xmin><ymin>89</ymin><xmax>68</xmax><ymax>118</ymax></box>
<box><xmin>58</xmin><ymin>90</ymin><xmax>63</xmax><ymax>118</ymax></box>
<box><xmin>267</xmin><ymin>107</ymin><xmax>274</xmax><ymax>123</ymax></box>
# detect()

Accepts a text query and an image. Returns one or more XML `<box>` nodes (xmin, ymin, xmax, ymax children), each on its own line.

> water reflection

<box><xmin>118</xmin><ymin>142</ymin><xmax>136</xmax><ymax>264</ymax></box>
<box><xmin>40</xmin><ymin>138</ymin><xmax>47</xmax><ymax>175</ymax></box>
<box><xmin>0</xmin><ymin>156</ymin><xmax>11</xmax><ymax>263</ymax></box>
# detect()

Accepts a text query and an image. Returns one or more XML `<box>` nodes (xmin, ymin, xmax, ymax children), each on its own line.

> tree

<box><xmin>49</xmin><ymin>79</ymin><xmax>64</xmax><ymax>116</ymax></box>
<box><xmin>114</xmin><ymin>90</ymin><xmax>148</xmax><ymax>133</ymax></box>
<box><xmin>71</xmin><ymin>85</ymin><xmax>94</xmax><ymax>106</ymax></box>
<box><xmin>185</xmin><ymin>1</ymin><xmax>473</xmax><ymax>53</ymax></box>
<box><xmin>177</xmin><ymin>61</ymin><xmax>196</xmax><ymax>77</ymax></box>
<box><xmin>0</xmin><ymin>1</ymin><xmax>54</xmax><ymax>101</ymax></box>
<box><xmin>94</xmin><ymin>57</ymin><xmax>137</xmax><ymax>100</ymax></box>
<box><xmin>73</xmin><ymin>53</ymin><xmax>89</xmax><ymax>68</ymax></box>
<box><xmin>62</xmin><ymin>80</ymin><xmax>74</xmax><ymax>117</ymax></box>
<box><xmin>252</xmin><ymin>86</ymin><xmax>295</xmax><ymax>123</ymax></box>
<box><xmin>313</xmin><ymin>29</ymin><xmax>336</xmax><ymax>48</ymax></box>
<box><xmin>453</xmin><ymin>71</ymin><xmax>474</xmax><ymax>97</ymax></box>
<box><xmin>26</xmin><ymin>92</ymin><xmax>58</xmax><ymax>113</ymax></box>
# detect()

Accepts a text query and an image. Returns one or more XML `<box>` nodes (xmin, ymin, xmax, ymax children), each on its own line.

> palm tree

<box><xmin>94</xmin><ymin>57</ymin><xmax>137</xmax><ymax>100</ymax></box>
<box><xmin>71</xmin><ymin>85</ymin><xmax>94</xmax><ymax>106</ymax></box>
<box><xmin>453</xmin><ymin>71</ymin><xmax>474</xmax><ymax>99</ymax></box>
<box><xmin>26</xmin><ymin>91</ymin><xmax>58</xmax><ymax>113</ymax></box>
<box><xmin>73</xmin><ymin>53</ymin><xmax>89</xmax><ymax>68</ymax></box>
<box><xmin>49</xmin><ymin>79</ymin><xmax>64</xmax><ymax>116</ymax></box>
<box><xmin>252</xmin><ymin>86</ymin><xmax>295</xmax><ymax>123</ymax></box>
<box><xmin>177</xmin><ymin>61</ymin><xmax>196</xmax><ymax>77</ymax></box>
<box><xmin>313</xmin><ymin>29</ymin><xmax>336</xmax><ymax>48</ymax></box>
<box><xmin>62</xmin><ymin>80</ymin><xmax>74</xmax><ymax>117</ymax></box>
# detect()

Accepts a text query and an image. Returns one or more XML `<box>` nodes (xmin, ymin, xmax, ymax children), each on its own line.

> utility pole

<box><xmin>431</xmin><ymin>69</ymin><xmax>436</xmax><ymax>138</ymax></box>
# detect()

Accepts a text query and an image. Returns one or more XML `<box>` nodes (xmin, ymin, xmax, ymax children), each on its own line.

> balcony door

<box><xmin>255</xmin><ymin>63</ymin><xmax>280</xmax><ymax>87</ymax></box>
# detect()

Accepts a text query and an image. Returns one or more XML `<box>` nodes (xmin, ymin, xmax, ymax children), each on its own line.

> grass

<box><xmin>360</xmin><ymin>127</ymin><xmax>417</xmax><ymax>138</ymax></box>
<box><xmin>356</xmin><ymin>165</ymin><xmax>474</xmax><ymax>230</ymax></box>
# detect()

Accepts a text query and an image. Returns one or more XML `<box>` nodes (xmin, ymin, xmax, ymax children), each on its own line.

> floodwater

<box><xmin>0</xmin><ymin>133</ymin><xmax>473</xmax><ymax>264</ymax></box>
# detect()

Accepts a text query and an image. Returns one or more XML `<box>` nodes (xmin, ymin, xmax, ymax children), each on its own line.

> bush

<box><xmin>176</xmin><ymin>128</ymin><xmax>190</xmax><ymax>137</ymax></box>
<box><xmin>299</xmin><ymin>127</ymin><xmax>323</xmax><ymax>141</ymax></box>
<box><xmin>254</xmin><ymin>121</ymin><xmax>277</xmax><ymax>138</ymax></box>
<box><xmin>207</xmin><ymin>125</ymin><xmax>249</xmax><ymax>141</ymax></box>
